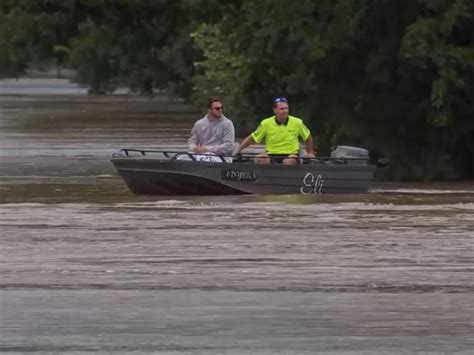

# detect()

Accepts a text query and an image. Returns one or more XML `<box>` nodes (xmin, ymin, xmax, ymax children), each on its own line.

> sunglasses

<box><xmin>212</xmin><ymin>106</ymin><xmax>224</xmax><ymax>111</ymax></box>
<box><xmin>273</xmin><ymin>97</ymin><xmax>288</xmax><ymax>103</ymax></box>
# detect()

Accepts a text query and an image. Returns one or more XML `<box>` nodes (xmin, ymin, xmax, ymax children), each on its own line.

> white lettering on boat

<box><xmin>221</xmin><ymin>169</ymin><xmax>257</xmax><ymax>182</ymax></box>
<box><xmin>300</xmin><ymin>172</ymin><xmax>323</xmax><ymax>194</ymax></box>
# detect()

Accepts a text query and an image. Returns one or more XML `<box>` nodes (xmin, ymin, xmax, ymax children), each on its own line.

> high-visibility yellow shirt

<box><xmin>251</xmin><ymin>115</ymin><xmax>311</xmax><ymax>154</ymax></box>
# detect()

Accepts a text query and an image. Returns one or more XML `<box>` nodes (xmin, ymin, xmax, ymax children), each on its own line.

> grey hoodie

<box><xmin>188</xmin><ymin>114</ymin><xmax>235</xmax><ymax>155</ymax></box>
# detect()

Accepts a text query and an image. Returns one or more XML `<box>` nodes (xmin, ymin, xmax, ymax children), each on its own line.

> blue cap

<box><xmin>273</xmin><ymin>97</ymin><xmax>288</xmax><ymax>104</ymax></box>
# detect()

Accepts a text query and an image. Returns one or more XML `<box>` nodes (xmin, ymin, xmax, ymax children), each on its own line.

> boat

<box><xmin>111</xmin><ymin>146</ymin><xmax>376</xmax><ymax>195</ymax></box>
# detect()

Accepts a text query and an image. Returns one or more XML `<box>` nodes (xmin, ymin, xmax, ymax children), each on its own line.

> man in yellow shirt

<box><xmin>236</xmin><ymin>97</ymin><xmax>315</xmax><ymax>165</ymax></box>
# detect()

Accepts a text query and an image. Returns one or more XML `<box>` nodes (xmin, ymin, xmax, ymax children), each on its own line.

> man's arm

<box><xmin>236</xmin><ymin>135</ymin><xmax>256</xmax><ymax>154</ymax></box>
<box><xmin>188</xmin><ymin>124</ymin><xmax>199</xmax><ymax>151</ymax></box>
<box><xmin>305</xmin><ymin>136</ymin><xmax>315</xmax><ymax>158</ymax></box>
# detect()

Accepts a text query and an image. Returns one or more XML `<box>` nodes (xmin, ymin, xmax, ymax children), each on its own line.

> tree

<box><xmin>190</xmin><ymin>0</ymin><xmax>474</xmax><ymax>179</ymax></box>
<box><xmin>0</xmin><ymin>0</ymin><xmax>195</xmax><ymax>96</ymax></box>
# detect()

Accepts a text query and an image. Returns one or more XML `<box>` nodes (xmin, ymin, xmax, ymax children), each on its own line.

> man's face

<box><xmin>209</xmin><ymin>101</ymin><xmax>224</xmax><ymax>118</ymax></box>
<box><xmin>273</xmin><ymin>102</ymin><xmax>289</xmax><ymax>121</ymax></box>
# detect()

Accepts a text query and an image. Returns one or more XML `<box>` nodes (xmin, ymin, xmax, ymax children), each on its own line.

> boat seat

<box><xmin>176</xmin><ymin>153</ymin><xmax>232</xmax><ymax>163</ymax></box>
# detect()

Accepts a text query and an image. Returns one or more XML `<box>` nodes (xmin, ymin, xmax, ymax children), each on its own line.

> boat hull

<box><xmin>111</xmin><ymin>157</ymin><xmax>375</xmax><ymax>195</ymax></box>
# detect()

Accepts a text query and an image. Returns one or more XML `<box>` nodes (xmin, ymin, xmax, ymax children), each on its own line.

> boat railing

<box><xmin>113</xmin><ymin>148</ymin><xmax>372</xmax><ymax>165</ymax></box>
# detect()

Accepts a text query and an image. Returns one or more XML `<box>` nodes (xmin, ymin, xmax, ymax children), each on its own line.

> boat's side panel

<box><xmin>112</xmin><ymin>158</ymin><xmax>375</xmax><ymax>195</ymax></box>
<box><xmin>219</xmin><ymin>162</ymin><xmax>375</xmax><ymax>194</ymax></box>
<box><xmin>120</xmin><ymin>170</ymin><xmax>247</xmax><ymax>195</ymax></box>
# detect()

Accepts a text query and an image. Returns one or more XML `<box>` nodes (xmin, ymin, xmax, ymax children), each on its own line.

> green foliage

<box><xmin>0</xmin><ymin>0</ymin><xmax>194</xmax><ymax>96</ymax></box>
<box><xmin>401</xmin><ymin>0</ymin><xmax>473</xmax><ymax>128</ymax></box>
<box><xmin>191</xmin><ymin>23</ymin><xmax>249</xmax><ymax>113</ymax></box>
<box><xmin>0</xmin><ymin>1</ymin><xmax>81</xmax><ymax>76</ymax></box>
<box><xmin>69</xmin><ymin>20</ymin><xmax>119</xmax><ymax>93</ymax></box>
<box><xmin>190</xmin><ymin>0</ymin><xmax>474</xmax><ymax>179</ymax></box>
<box><xmin>0</xmin><ymin>8</ymin><xmax>34</xmax><ymax>77</ymax></box>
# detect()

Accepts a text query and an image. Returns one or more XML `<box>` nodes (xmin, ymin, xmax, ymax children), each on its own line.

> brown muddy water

<box><xmin>0</xmin><ymin>93</ymin><xmax>473</xmax><ymax>354</ymax></box>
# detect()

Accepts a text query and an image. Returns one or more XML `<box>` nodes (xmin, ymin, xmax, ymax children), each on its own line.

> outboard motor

<box><xmin>330</xmin><ymin>146</ymin><xmax>370</xmax><ymax>165</ymax></box>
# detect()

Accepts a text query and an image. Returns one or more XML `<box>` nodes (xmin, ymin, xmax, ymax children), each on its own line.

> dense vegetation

<box><xmin>1</xmin><ymin>0</ymin><xmax>473</xmax><ymax>179</ymax></box>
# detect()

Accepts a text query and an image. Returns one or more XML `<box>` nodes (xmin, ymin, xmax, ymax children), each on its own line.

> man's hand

<box><xmin>193</xmin><ymin>145</ymin><xmax>208</xmax><ymax>153</ymax></box>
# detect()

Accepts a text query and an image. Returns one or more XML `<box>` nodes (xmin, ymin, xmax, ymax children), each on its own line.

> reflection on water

<box><xmin>0</xmin><ymin>95</ymin><xmax>473</xmax><ymax>353</ymax></box>
<box><xmin>0</xmin><ymin>78</ymin><xmax>88</xmax><ymax>95</ymax></box>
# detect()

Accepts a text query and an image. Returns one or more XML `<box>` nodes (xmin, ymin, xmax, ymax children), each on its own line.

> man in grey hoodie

<box><xmin>188</xmin><ymin>97</ymin><xmax>235</xmax><ymax>156</ymax></box>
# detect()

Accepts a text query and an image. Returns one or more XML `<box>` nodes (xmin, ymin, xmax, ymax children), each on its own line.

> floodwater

<box><xmin>0</xmin><ymin>91</ymin><xmax>473</xmax><ymax>354</ymax></box>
